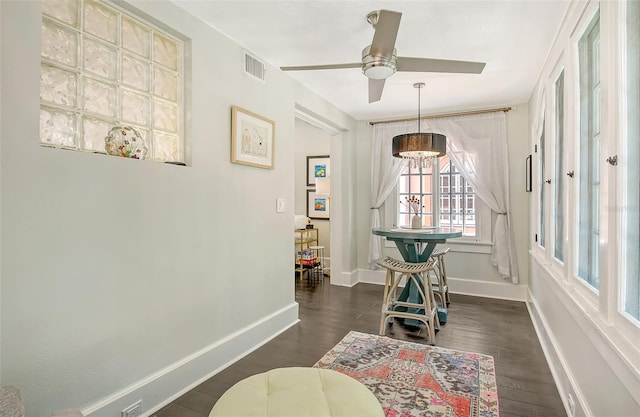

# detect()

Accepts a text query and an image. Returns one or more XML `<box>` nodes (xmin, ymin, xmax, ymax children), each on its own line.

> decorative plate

<box><xmin>104</xmin><ymin>126</ymin><xmax>148</xmax><ymax>159</ymax></box>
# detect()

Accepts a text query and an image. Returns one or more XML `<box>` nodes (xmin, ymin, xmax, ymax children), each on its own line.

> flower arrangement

<box><xmin>401</xmin><ymin>195</ymin><xmax>423</xmax><ymax>215</ymax></box>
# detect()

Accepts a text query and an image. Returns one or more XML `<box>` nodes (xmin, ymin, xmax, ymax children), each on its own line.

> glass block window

<box><xmin>554</xmin><ymin>71</ymin><xmax>566</xmax><ymax>262</ymax></box>
<box><xmin>577</xmin><ymin>12</ymin><xmax>601</xmax><ymax>290</ymax></box>
<box><xmin>624</xmin><ymin>0</ymin><xmax>640</xmax><ymax>322</ymax></box>
<box><xmin>40</xmin><ymin>0</ymin><xmax>184</xmax><ymax>162</ymax></box>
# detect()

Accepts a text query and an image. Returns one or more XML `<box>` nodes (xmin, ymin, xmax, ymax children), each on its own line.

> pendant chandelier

<box><xmin>392</xmin><ymin>82</ymin><xmax>446</xmax><ymax>168</ymax></box>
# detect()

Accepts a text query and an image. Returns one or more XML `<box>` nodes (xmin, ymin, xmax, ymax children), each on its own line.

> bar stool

<box><xmin>376</xmin><ymin>256</ymin><xmax>440</xmax><ymax>345</ymax></box>
<box><xmin>429</xmin><ymin>248</ymin><xmax>451</xmax><ymax>306</ymax></box>
<box><xmin>308</xmin><ymin>245</ymin><xmax>325</xmax><ymax>283</ymax></box>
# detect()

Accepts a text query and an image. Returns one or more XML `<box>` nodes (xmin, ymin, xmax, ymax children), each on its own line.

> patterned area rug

<box><xmin>313</xmin><ymin>331</ymin><xmax>499</xmax><ymax>417</ymax></box>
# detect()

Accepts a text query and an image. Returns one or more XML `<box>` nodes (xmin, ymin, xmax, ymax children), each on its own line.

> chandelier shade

<box><xmin>392</xmin><ymin>83</ymin><xmax>446</xmax><ymax>168</ymax></box>
<box><xmin>392</xmin><ymin>132</ymin><xmax>446</xmax><ymax>158</ymax></box>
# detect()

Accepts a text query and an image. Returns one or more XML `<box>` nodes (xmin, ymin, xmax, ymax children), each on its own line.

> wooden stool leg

<box><xmin>425</xmin><ymin>272</ymin><xmax>437</xmax><ymax>345</ymax></box>
<box><xmin>440</xmin><ymin>257</ymin><xmax>450</xmax><ymax>305</ymax></box>
<box><xmin>430</xmin><ymin>268</ymin><xmax>444</xmax><ymax>306</ymax></box>
<box><xmin>430</xmin><ymin>273</ymin><xmax>441</xmax><ymax>331</ymax></box>
<box><xmin>379</xmin><ymin>269</ymin><xmax>393</xmax><ymax>335</ymax></box>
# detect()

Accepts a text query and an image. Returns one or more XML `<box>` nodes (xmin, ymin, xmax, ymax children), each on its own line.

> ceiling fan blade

<box><xmin>397</xmin><ymin>57</ymin><xmax>486</xmax><ymax>74</ymax></box>
<box><xmin>368</xmin><ymin>78</ymin><xmax>386</xmax><ymax>103</ymax></box>
<box><xmin>280</xmin><ymin>63</ymin><xmax>361</xmax><ymax>71</ymax></box>
<box><xmin>370</xmin><ymin>10</ymin><xmax>401</xmax><ymax>58</ymax></box>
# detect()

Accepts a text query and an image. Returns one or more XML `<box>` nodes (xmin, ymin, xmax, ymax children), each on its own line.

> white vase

<box><xmin>411</xmin><ymin>215</ymin><xmax>422</xmax><ymax>229</ymax></box>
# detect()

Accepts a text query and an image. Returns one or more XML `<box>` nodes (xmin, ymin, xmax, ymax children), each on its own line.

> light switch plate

<box><xmin>276</xmin><ymin>198</ymin><xmax>285</xmax><ymax>213</ymax></box>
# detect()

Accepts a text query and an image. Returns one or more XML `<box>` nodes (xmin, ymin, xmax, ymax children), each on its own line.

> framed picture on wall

<box><xmin>231</xmin><ymin>105</ymin><xmax>275</xmax><ymax>169</ymax></box>
<box><xmin>307</xmin><ymin>190</ymin><xmax>330</xmax><ymax>219</ymax></box>
<box><xmin>306</xmin><ymin>155</ymin><xmax>330</xmax><ymax>186</ymax></box>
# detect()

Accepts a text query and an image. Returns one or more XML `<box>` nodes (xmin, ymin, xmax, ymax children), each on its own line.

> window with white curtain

<box><xmin>397</xmin><ymin>155</ymin><xmax>481</xmax><ymax>238</ymax></box>
<box><xmin>577</xmin><ymin>12</ymin><xmax>600</xmax><ymax>290</ymax></box>
<box><xmin>39</xmin><ymin>0</ymin><xmax>185</xmax><ymax>162</ymax></box>
<box><xmin>624</xmin><ymin>0</ymin><xmax>640</xmax><ymax>322</ymax></box>
<box><xmin>554</xmin><ymin>71</ymin><xmax>565</xmax><ymax>263</ymax></box>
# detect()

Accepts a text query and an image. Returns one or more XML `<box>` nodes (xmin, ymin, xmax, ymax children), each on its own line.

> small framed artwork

<box><xmin>306</xmin><ymin>155</ymin><xmax>330</xmax><ymax>186</ymax></box>
<box><xmin>307</xmin><ymin>190</ymin><xmax>330</xmax><ymax>220</ymax></box>
<box><xmin>231</xmin><ymin>105</ymin><xmax>275</xmax><ymax>169</ymax></box>
<box><xmin>525</xmin><ymin>154</ymin><xmax>532</xmax><ymax>192</ymax></box>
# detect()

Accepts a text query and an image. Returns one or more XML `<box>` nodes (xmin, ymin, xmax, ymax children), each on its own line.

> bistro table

<box><xmin>372</xmin><ymin>227</ymin><xmax>462</xmax><ymax>326</ymax></box>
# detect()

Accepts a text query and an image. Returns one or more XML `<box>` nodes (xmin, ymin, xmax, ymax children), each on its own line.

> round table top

<box><xmin>372</xmin><ymin>227</ymin><xmax>463</xmax><ymax>240</ymax></box>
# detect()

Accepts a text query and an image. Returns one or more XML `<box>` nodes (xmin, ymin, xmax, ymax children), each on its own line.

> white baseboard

<box><xmin>355</xmin><ymin>269</ymin><xmax>527</xmax><ymax>301</ymax></box>
<box><xmin>447</xmin><ymin>277</ymin><xmax>527</xmax><ymax>301</ymax></box>
<box><xmin>357</xmin><ymin>268</ymin><xmax>387</xmax><ymax>285</ymax></box>
<box><xmin>332</xmin><ymin>269</ymin><xmax>359</xmax><ymax>287</ymax></box>
<box><xmin>82</xmin><ymin>302</ymin><xmax>300</xmax><ymax>417</ymax></box>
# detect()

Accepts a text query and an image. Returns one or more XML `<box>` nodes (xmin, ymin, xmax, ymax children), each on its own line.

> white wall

<box><xmin>294</xmin><ymin>119</ymin><xmax>330</xmax><ymax>256</ymax></box>
<box><xmin>0</xmin><ymin>1</ymin><xmax>356</xmax><ymax>415</ymax></box>
<box><xmin>529</xmin><ymin>262</ymin><xmax>639</xmax><ymax>417</ymax></box>
<box><xmin>355</xmin><ymin>107</ymin><xmax>531</xmax><ymax>300</ymax></box>
<box><xmin>527</xmin><ymin>1</ymin><xmax>640</xmax><ymax>416</ymax></box>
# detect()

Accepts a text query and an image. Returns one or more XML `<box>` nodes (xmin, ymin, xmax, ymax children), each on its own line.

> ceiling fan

<box><xmin>280</xmin><ymin>9</ymin><xmax>486</xmax><ymax>103</ymax></box>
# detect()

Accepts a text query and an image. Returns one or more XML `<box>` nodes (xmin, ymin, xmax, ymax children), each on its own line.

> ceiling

<box><xmin>171</xmin><ymin>1</ymin><xmax>570</xmax><ymax>121</ymax></box>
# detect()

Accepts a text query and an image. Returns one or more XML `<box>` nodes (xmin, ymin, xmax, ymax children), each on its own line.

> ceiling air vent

<box><xmin>244</xmin><ymin>51</ymin><xmax>266</xmax><ymax>82</ymax></box>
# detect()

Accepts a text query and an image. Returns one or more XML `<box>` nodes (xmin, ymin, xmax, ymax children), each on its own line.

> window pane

<box><xmin>422</xmin><ymin>194</ymin><xmax>433</xmax><ymax>215</ymax></box>
<box><xmin>122</xmin><ymin>54</ymin><xmax>150</xmax><ymax>91</ymax></box>
<box><xmin>41</xmin><ymin>19</ymin><xmax>78</xmax><ymax>67</ymax></box>
<box><xmin>438</xmin><ymin>156</ymin><xmax>477</xmax><ymax>236</ymax></box>
<box><xmin>43</xmin><ymin>0</ymin><xmax>79</xmax><ymax>27</ymax></box>
<box><xmin>421</xmin><ymin>171</ymin><xmax>433</xmax><ymax>194</ymax></box>
<box><xmin>83</xmin><ymin>38</ymin><xmax>117</xmax><ymax>80</ymax></box>
<box><xmin>464</xmin><ymin>214</ymin><xmax>476</xmax><ymax>236</ymax></box>
<box><xmin>396</xmin><ymin>156</ymin><xmax>479</xmax><ymax>236</ymax></box>
<box><xmin>554</xmin><ymin>70</ymin><xmax>566</xmax><ymax>262</ymax></box>
<box><xmin>40</xmin><ymin>63</ymin><xmax>77</xmax><ymax>107</ymax></box>
<box><xmin>625</xmin><ymin>0</ymin><xmax>640</xmax><ymax>321</ymax></box>
<box><xmin>398</xmin><ymin>164</ymin><xmax>431</xmax><ymax>219</ymax></box>
<box><xmin>539</xmin><ymin>121</ymin><xmax>546</xmax><ymax>248</ymax></box>
<box><xmin>40</xmin><ymin>106</ymin><xmax>76</xmax><ymax>147</ymax></box>
<box><xmin>441</xmin><ymin>195</ymin><xmax>450</xmax><ymax>212</ymax></box>
<box><xmin>423</xmin><ymin>215</ymin><xmax>434</xmax><ymax>227</ymax></box>
<box><xmin>578</xmin><ymin>13</ymin><xmax>600</xmax><ymax>289</ymax></box>
<box><xmin>122</xmin><ymin>16</ymin><xmax>150</xmax><ymax>58</ymax></box>
<box><xmin>84</xmin><ymin>0</ymin><xmax>118</xmax><ymax>43</ymax></box>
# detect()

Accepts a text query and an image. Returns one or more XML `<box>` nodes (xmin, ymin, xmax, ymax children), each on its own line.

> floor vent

<box><xmin>244</xmin><ymin>51</ymin><xmax>266</xmax><ymax>82</ymax></box>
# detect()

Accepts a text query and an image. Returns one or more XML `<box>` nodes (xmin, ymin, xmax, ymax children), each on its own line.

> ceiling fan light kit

<box><xmin>280</xmin><ymin>9</ymin><xmax>485</xmax><ymax>103</ymax></box>
<box><xmin>362</xmin><ymin>46</ymin><xmax>397</xmax><ymax>79</ymax></box>
<box><xmin>392</xmin><ymin>83</ymin><xmax>446</xmax><ymax>169</ymax></box>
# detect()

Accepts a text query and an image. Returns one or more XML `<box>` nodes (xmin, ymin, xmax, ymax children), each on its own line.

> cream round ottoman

<box><xmin>209</xmin><ymin>367</ymin><xmax>384</xmax><ymax>417</ymax></box>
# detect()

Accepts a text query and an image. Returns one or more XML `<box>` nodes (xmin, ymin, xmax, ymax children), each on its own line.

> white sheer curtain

<box><xmin>425</xmin><ymin>111</ymin><xmax>519</xmax><ymax>283</ymax></box>
<box><xmin>367</xmin><ymin>111</ymin><xmax>519</xmax><ymax>283</ymax></box>
<box><xmin>367</xmin><ymin>120</ymin><xmax>413</xmax><ymax>268</ymax></box>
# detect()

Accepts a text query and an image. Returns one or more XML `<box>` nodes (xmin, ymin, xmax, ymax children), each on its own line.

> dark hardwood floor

<box><xmin>154</xmin><ymin>277</ymin><xmax>566</xmax><ymax>417</ymax></box>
